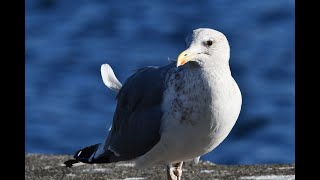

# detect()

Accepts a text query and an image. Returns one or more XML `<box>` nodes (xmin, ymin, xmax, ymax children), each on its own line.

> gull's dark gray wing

<box><xmin>69</xmin><ymin>62</ymin><xmax>175</xmax><ymax>165</ymax></box>
<box><xmin>94</xmin><ymin>62</ymin><xmax>175</xmax><ymax>162</ymax></box>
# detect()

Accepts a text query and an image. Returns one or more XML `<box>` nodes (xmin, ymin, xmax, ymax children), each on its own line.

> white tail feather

<box><xmin>69</xmin><ymin>162</ymin><xmax>86</xmax><ymax>167</ymax></box>
<box><xmin>59</xmin><ymin>162</ymin><xmax>86</xmax><ymax>167</ymax></box>
<box><xmin>101</xmin><ymin>64</ymin><xmax>122</xmax><ymax>92</ymax></box>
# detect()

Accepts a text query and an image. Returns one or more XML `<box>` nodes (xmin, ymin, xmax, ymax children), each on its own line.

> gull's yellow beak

<box><xmin>176</xmin><ymin>49</ymin><xmax>195</xmax><ymax>67</ymax></box>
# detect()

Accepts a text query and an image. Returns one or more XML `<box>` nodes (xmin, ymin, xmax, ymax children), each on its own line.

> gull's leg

<box><xmin>166</xmin><ymin>162</ymin><xmax>184</xmax><ymax>180</ymax></box>
<box><xmin>173</xmin><ymin>162</ymin><xmax>183</xmax><ymax>180</ymax></box>
<box><xmin>167</xmin><ymin>164</ymin><xmax>177</xmax><ymax>180</ymax></box>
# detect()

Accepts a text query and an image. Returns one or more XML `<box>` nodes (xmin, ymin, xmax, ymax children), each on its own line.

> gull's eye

<box><xmin>205</xmin><ymin>40</ymin><xmax>213</xmax><ymax>47</ymax></box>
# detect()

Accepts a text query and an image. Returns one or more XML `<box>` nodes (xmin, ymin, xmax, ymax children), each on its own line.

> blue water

<box><xmin>25</xmin><ymin>0</ymin><xmax>295</xmax><ymax>165</ymax></box>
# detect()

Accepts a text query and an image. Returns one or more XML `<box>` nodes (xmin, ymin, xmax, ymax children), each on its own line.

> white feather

<box><xmin>101</xmin><ymin>64</ymin><xmax>122</xmax><ymax>92</ymax></box>
<box><xmin>70</xmin><ymin>162</ymin><xmax>86</xmax><ymax>167</ymax></box>
<box><xmin>193</xmin><ymin>156</ymin><xmax>200</xmax><ymax>164</ymax></box>
<box><xmin>59</xmin><ymin>162</ymin><xmax>86</xmax><ymax>167</ymax></box>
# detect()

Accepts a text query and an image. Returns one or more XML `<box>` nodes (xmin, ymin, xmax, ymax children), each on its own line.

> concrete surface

<box><xmin>25</xmin><ymin>154</ymin><xmax>295</xmax><ymax>180</ymax></box>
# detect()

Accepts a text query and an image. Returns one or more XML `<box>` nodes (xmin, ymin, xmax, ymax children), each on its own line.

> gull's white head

<box><xmin>177</xmin><ymin>28</ymin><xmax>230</xmax><ymax>68</ymax></box>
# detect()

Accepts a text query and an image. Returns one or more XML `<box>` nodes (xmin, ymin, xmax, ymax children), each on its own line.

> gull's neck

<box><xmin>192</xmin><ymin>63</ymin><xmax>232</xmax><ymax>79</ymax></box>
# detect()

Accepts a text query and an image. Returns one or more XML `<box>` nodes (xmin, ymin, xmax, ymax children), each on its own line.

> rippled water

<box><xmin>25</xmin><ymin>0</ymin><xmax>295</xmax><ymax>164</ymax></box>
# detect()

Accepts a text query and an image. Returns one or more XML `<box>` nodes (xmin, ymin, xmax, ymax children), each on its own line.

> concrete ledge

<box><xmin>25</xmin><ymin>154</ymin><xmax>295</xmax><ymax>180</ymax></box>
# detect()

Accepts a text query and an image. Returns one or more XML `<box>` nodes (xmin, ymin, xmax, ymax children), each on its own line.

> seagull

<box><xmin>64</xmin><ymin>28</ymin><xmax>242</xmax><ymax>180</ymax></box>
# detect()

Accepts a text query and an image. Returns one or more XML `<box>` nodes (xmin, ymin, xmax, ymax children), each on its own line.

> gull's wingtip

<box><xmin>63</xmin><ymin>159</ymin><xmax>81</xmax><ymax>168</ymax></box>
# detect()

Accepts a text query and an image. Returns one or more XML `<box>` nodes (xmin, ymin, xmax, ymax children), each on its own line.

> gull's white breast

<box><xmin>159</xmin><ymin>67</ymin><xmax>242</xmax><ymax>164</ymax></box>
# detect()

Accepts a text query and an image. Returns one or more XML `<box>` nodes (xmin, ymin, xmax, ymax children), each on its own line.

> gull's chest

<box><xmin>158</xmin><ymin>68</ymin><xmax>242</xmax><ymax>161</ymax></box>
<box><xmin>161</xmin><ymin>70</ymin><xmax>215</xmax><ymax>130</ymax></box>
<box><xmin>161</xmin><ymin>68</ymin><xmax>240</xmax><ymax>132</ymax></box>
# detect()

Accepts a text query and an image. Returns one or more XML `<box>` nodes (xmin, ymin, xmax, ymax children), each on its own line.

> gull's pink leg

<box><xmin>167</xmin><ymin>164</ymin><xmax>175</xmax><ymax>180</ymax></box>
<box><xmin>173</xmin><ymin>162</ymin><xmax>183</xmax><ymax>180</ymax></box>
<box><xmin>166</xmin><ymin>162</ymin><xmax>184</xmax><ymax>180</ymax></box>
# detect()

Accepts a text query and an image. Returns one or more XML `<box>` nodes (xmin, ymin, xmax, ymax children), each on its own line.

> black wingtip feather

<box><xmin>64</xmin><ymin>159</ymin><xmax>80</xmax><ymax>167</ymax></box>
<box><xmin>64</xmin><ymin>143</ymin><xmax>131</xmax><ymax>167</ymax></box>
<box><xmin>73</xmin><ymin>143</ymin><xmax>101</xmax><ymax>163</ymax></box>
<box><xmin>63</xmin><ymin>143</ymin><xmax>101</xmax><ymax>168</ymax></box>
